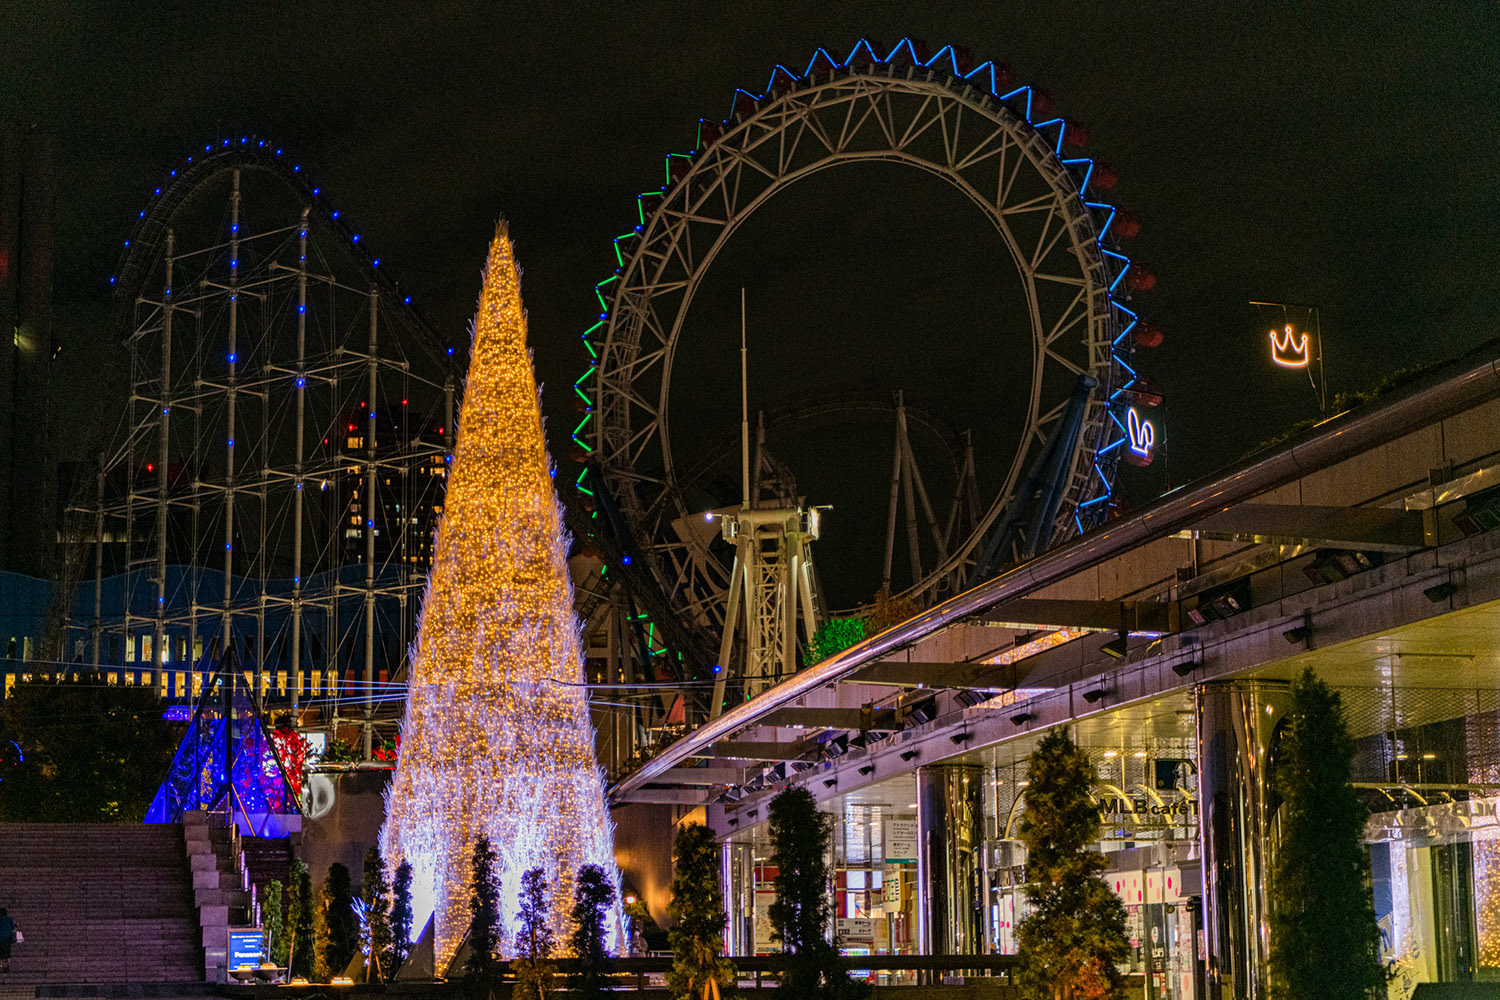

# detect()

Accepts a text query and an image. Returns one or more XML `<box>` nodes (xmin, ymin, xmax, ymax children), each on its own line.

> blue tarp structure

<box><xmin>145</xmin><ymin>656</ymin><xmax>302</xmax><ymax>837</ymax></box>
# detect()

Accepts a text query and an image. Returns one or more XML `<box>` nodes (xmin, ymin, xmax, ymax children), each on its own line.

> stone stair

<box><xmin>0</xmin><ymin>823</ymin><xmax>202</xmax><ymax>982</ymax></box>
<box><xmin>181</xmin><ymin>812</ymin><xmax>256</xmax><ymax>981</ymax></box>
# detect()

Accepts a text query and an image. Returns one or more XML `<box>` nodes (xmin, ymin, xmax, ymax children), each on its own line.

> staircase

<box><xmin>0</xmin><ymin>823</ymin><xmax>202</xmax><ymax>982</ymax></box>
<box><xmin>182</xmin><ymin>812</ymin><xmax>256</xmax><ymax>981</ymax></box>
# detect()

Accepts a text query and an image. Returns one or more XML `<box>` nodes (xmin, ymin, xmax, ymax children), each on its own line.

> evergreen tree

<box><xmin>667</xmin><ymin>824</ymin><xmax>736</xmax><ymax>1000</ymax></box>
<box><xmin>361</xmin><ymin>847</ymin><xmax>393</xmax><ymax>981</ymax></box>
<box><xmin>466</xmin><ymin>837</ymin><xmax>503</xmax><ymax>996</ymax></box>
<box><xmin>264</xmin><ymin>879</ymin><xmax>285</xmax><ymax>967</ymax></box>
<box><xmin>287</xmin><ymin>859</ymin><xmax>317</xmax><ymax>980</ymax></box>
<box><xmin>1268</xmin><ymin>668</ymin><xmax>1384</xmax><ymax>1000</ymax></box>
<box><xmin>514</xmin><ymin>867</ymin><xmax>557</xmax><ymax>1000</ymax></box>
<box><xmin>321</xmin><ymin>862</ymin><xmax>359</xmax><ymax>978</ymax></box>
<box><xmin>391</xmin><ymin>860</ymin><xmax>414</xmax><ymax>969</ymax></box>
<box><xmin>767</xmin><ymin>787</ymin><xmax>867</xmax><ymax>998</ymax></box>
<box><xmin>569</xmin><ymin>864</ymin><xmax>616</xmax><ymax>998</ymax></box>
<box><xmin>1016</xmin><ymin>728</ymin><xmax>1129</xmax><ymax>1000</ymax></box>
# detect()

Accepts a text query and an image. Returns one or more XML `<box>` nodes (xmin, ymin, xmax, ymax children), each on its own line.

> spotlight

<box><xmin>1283</xmin><ymin>625</ymin><xmax>1312</xmax><ymax>644</ymax></box>
<box><xmin>822</xmin><ymin>734</ymin><xmax>850</xmax><ymax>759</ymax></box>
<box><xmin>950</xmin><ymin>732</ymin><xmax>974</xmax><ymax>746</ymax></box>
<box><xmin>823</xmin><ymin>778</ymin><xmax>838</xmax><ymax>789</ymax></box>
<box><xmin>955</xmin><ymin>689</ymin><xmax>988</xmax><ymax>708</ymax></box>
<box><xmin>1424</xmin><ymin>581</ymin><xmax>1459</xmax><ymax>603</ymax></box>
<box><xmin>905</xmin><ymin>696</ymin><xmax>937</xmax><ymax>727</ymax></box>
<box><xmin>1011</xmin><ymin>711</ymin><xmax>1035</xmax><ymax>725</ymax></box>
<box><xmin>900</xmin><ymin>750</ymin><xmax>919</xmax><ymax>762</ymax></box>
<box><xmin>1171</xmin><ymin>658</ymin><xmax>1200</xmax><ymax>677</ymax></box>
<box><xmin>1082</xmin><ymin>687</ymin><xmax>1108</xmax><ymax>704</ymax></box>
<box><xmin>858</xmin><ymin>765</ymin><xmax>875</xmax><ymax>776</ymax></box>
<box><xmin>746</xmin><ymin>809</ymin><xmax>757</xmax><ymax>819</ymax></box>
<box><xmin>727</xmin><ymin>818</ymin><xmax>738</xmax><ymax>827</ymax></box>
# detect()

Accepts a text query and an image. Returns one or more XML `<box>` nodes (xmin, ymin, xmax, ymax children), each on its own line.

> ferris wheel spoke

<box><xmin>1043</xmin><ymin>347</ymin><xmax>1088</xmax><ymax>377</ymax></box>
<box><xmin>1000</xmin><ymin>191</ymin><xmax>1057</xmax><ymax>217</ymax></box>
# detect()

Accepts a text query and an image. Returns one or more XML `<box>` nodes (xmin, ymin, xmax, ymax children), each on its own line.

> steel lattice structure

<box><xmin>574</xmin><ymin>39</ymin><xmax>1150</xmax><ymax>649</ymax></box>
<box><xmin>68</xmin><ymin>138</ymin><xmax>454</xmax><ymax>752</ymax></box>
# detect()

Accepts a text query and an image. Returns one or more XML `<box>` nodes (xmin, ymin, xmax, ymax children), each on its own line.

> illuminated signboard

<box><xmin>1269</xmin><ymin>324</ymin><xmax>1311</xmax><ymax>368</ymax></box>
<box><xmin>1127</xmin><ymin>407</ymin><xmax>1155</xmax><ymax>458</ymax></box>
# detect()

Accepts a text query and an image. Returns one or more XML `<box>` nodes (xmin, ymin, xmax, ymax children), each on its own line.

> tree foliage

<box><xmin>805</xmin><ymin>616</ymin><xmax>866</xmax><ymax>665</ymax></box>
<box><xmin>287</xmin><ymin>859</ymin><xmax>317</xmax><ymax>980</ymax></box>
<box><xmin>513</xmin><ymin>867</ymin><xmax>557</xmax><ymax>1000</ymax></box>
<box><xmin>767</xmin><ymin>787</ymin><xmax>867</xmax><ymax>998</ymax></box>
<box><xmin>1016</xmin><ymin>728</ymin><xmax>1129</xmax><ymax>1000</ymax></box>
<box><xmin>569</xmin><ymin>864</ymin><xmax>617</xmax><ymax>999</ymax></box>
<box><xmin>264</xmin><ymin>879</ymin><xmax>285</xmax><ymax>967</ymax></box>
<box><xmin>867</xmin><ymin>585</ymin><xmax>921</xmax><ymax>635</ymax></box>
<box><xmin>361</xmin><ymin>847</ymin><xmax>393</xmax><ymax>981</ymax></box>
<box><xmin>391</xmin><ymin>860</ymin><xmax>414</xmax><ymax>970</ymax></box>
<box><xmin>667</xmin><ymin>824</ymin><xmax>736</xmax><ymax>1000</ymax></box>
<box><xmin>320</xmin><ymin>862</ymin><xmax>358</xmax><ymax>979</ymax></box>
<box><xmin>0</xmin><ymin>679</ymin><xmax>180</xmax><ymax>821</ymax></box>
<box><xmin>1268</xmin><ymin>668</ymin><xmax>1384</xmax><ymax>1000</ymax></box>
<box><xmin>466</xmin><ymin>838</ymin><xmax>502</xmax><ymax>995</ymax></box>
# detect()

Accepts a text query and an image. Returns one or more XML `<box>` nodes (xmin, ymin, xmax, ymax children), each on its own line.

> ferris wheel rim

<box><xmin>576</xmin><ymin>39</ymin><xmax>1148</xmax><ymax>624</ymax></box>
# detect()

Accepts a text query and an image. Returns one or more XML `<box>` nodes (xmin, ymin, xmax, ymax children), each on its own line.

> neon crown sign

<box><xmin>1269</xmin><ymin>325</ymin><xmax>1311</xmax><ymax>368</ymax></box>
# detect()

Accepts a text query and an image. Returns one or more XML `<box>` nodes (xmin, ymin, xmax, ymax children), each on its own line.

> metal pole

<box><xmin>898</xmin><ymin>403</ymin><xmax>922</xmax><ymax>587</ymax></box>
<box><xmin>91</xmin><ymin>451</ymin><xmax>104</xmax><ymax>667</ymax></box>
<box><xmin>882</xmin><ymin>394</ymin><xmax>904</xmax><ymax>588</ymax></box>
<box><xmin>291</xmin><ymin>208</ymin><xmax>308</xmax><ymax>712</ymax></box>
<box><xmin>155</xmin><ymin>229</ymin><xmax>174</xmax><ymax>695</ymax></box>
<box><xmin>224</xmin><ymin>172</ymin><xmax>240</xmax><ymax>707</ymax></box>
<box><xmin>1315</xmin><ymin>306</ymin><xmax>1327</xmax><ymax>417</ymax></box>
<box><xmin>739</xmin><ymin>288</ymin><xmax>749</xmax><ymax>508</ymax></box>
<box><xmin>363</xmin><ymin>286</ymin><xmax>379</xmax><ymax>760</ymax></box>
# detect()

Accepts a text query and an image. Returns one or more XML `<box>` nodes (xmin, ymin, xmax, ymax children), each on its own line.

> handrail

<box><xmin>610</xmin><ymin>338</ymin><xmax>1500</xmax><ymax>801</ymax></box>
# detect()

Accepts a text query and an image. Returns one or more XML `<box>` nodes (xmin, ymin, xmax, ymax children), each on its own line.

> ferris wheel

<box><xmin>573</xmin><ymin>39</ymin><xmax>1158</xmax><ymax>647</ymax></box>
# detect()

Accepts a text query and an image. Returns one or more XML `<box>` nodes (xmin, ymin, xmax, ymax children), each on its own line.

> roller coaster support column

<box><xmin>91</xmin><ymin>450</ymin><xmax>104</xmax><ymax>667</ymax></box>
<box><xmin>225</xmin><ymin>172</ymin><xmax>242</xmax><ymax>708</ymax></box>
<box><xmin>291</xmin><ymin>209</ymin><xmax>308</xmax><ymax>717</ymax></box>
<box><xmin>154</xmin><ymin>229</ymin><xmax>174</xmax><ymax>694</ymax></box>
<box><xmin>362</xmin><ymin>286</ymin><xmax>379</xmax><ymax>760</ymax></box>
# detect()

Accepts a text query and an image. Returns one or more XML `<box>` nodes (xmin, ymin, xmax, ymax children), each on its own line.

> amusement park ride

<box><xmin>66</xmin><ymin>37</ymin><xmax>1163</xmax><ymax>763</ymax></box>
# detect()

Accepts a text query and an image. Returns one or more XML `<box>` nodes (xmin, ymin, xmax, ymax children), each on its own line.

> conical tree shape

<box><xmin>381</xmin><ymin>224</ymin><xmax>622</xmax><ymax>967</ymax></box>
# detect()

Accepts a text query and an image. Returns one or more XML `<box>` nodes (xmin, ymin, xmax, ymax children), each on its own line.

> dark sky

<box><xmin>6</xmin><ymin>2</ymin><xmax>1499</xmax><ymax>603</ymax></box>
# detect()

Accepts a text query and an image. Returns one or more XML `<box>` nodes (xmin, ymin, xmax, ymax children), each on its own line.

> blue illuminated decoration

<box><xmin>145</xmin><ymin>665</ymin><xmax>301</xmax><ymax>837</ymax></box>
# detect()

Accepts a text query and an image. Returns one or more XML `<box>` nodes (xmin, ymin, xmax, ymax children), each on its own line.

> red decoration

<box><xmin>269</xmin><ymin>724</ymin><xmax>310</xmax><ymax>799</ymax></box>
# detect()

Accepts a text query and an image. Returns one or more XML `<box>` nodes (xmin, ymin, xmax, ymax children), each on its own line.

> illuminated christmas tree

<box><xmin>381</xmin><ymin>223</ymin><xmax>622</xmax><ymax>967</ymax></box>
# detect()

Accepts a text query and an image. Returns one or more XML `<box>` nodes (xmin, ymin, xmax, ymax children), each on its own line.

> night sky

<box><xmin>6</xmin><ymin>3</ymin><xmax>1498</xmax><ymax>604</ymax></box>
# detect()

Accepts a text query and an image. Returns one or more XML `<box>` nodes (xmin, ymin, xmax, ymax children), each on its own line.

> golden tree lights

<box><xmin>380</xmin><ymin>224</ymin><xmax>623</xmax><ymax>966</ymax></box>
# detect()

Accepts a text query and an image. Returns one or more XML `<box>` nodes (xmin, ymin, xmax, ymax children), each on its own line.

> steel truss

<box><xmin>67</xmin><ymin>141</ymin><xmax>453</xmax><ymax>757</ymax></box>
<box><xmin>578</xmin><ymin>42</ymin><xmax>1140</xmax><ymax>652</ymax></box>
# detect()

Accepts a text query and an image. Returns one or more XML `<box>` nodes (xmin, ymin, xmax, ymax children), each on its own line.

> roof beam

<box><xmin>848</xmin><ymin>660</ymin><xmax>1007</xmax><ymax>689</ymax></box>
<box><xmin>708</xmin><ymin>741</ymin><xmax>809</xmax><ymax>761</ymax></box>
<box><xmin>614</xmin><ymin>789</ymin><xmax>712</xmax><ymax>804</ymax></box>
<box><xmin>757</xmin><ymin>707</ymin><xmax>874</xmax><ymax>729</ymax></box>
<box><xmin>656</xmin><ymin>767</ymin><xmax>743</xmax><ymax>784</ymax></box>
<box><xmin>969</xmin><ymin>598</ymin><xmax>1173</xmax><ymax>634</ymax></box>
<box><xmin>1185</xmin><ymin>503</ymin><xmax>1426</xmax><ymax>552</ymax></box>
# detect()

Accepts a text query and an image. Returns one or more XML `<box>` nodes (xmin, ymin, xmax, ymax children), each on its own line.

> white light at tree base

<box><xmin>380</xmin><ymin>224</ymin><xmax>623</xmax><ymax>966</ymax></box>
<box><xmin>1269</xmin><ymin>325</ymin><xmax>1311</xmax><ymax>368</ymax></box>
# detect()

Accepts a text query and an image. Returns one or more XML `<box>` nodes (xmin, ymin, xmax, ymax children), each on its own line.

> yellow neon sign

<box><xmin>1269</xmin><ymin>325</ymin><xmax>1310</xmax><ymax>368</ymax></box>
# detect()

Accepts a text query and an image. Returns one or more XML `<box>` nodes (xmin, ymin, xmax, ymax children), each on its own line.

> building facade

<box><xmin>612</xmin><ymin>343</ymin><xmax>1500</xmax><ymax>998</ymax></box>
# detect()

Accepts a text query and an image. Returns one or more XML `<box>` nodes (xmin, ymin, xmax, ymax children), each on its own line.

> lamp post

<box><xmin>1251</xmin><ymin>300</ymin><xmax>1326</xmax><ymax>417</ymax></box>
